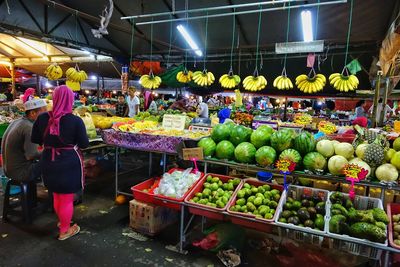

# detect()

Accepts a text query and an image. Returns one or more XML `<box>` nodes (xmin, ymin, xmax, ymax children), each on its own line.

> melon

<box><xmin>293</xmin><ymin>132</ymin><xmax>316</xmax><ymax>156</ymax></box>
<box><xmin>334</xmin><ymin>142</ymin><xmax>354</xmax><ymax>159</ymax></box>
<box><xmin>355</xmin><ymin>144</ymin><xmax>368</xmax><ymax>159</ymax></box>
<box><xmin>393</xmin><ymin>137</ymin><xmax>400</xmax><ymax>151</ymax></box>
<box><xmin>303</xmin><ymin>152</ymin><xmax>327</xmax><ymax>171</ymax></box>
<box><xmin>316</xmin><ymin>140</ymin><xmax>335</xmax><ymax>158</ymax></box>
<box><xmin>328</xmin><ymin>155</ymin><xmax>348</xmax><ymax>176</ymax></box>
<box><xmin>250</xmin><ymin>125</ymin><xmax>274</xmax><ymax>148</ymax></box>
<box><xmin>270</xmin><ymin>129</ymin><xmax>295</xmax><ymax>153</ymax></box>
<box><xmin>215</xmin><ymin>140</ymin><xmax>235</xmax><ymax>160</ymax></box>
<box><xmin>230</xmin><ymin>125</ymin><xmax>253</xmax><ymax>146</ymax></box>
<box><xmin>197</xmin><ymin>137</ymin><xmax>216</xmax><ymax>157</ymax></box>
<box><xmin>375</xmin><ymin>163</ymin><xmax>398</xmax><ymax>182</ymax></box>
<box><xmin>255</xmin><ymin>146</ymin><xmax>277</xmax><ymax>167</ymax></box>
<box><xmin>211</xmin><ymin>124</ymin><xmax>231</xmax><ymax>142</ymax></box>
<box><xmin>279</xmin><ymin>149</ymin><xmax>302</xmax><ymax>164</ymax></box>
<box><xmin>234</xmin><ymin>142</ymin><xmax>256</xmax><ymax>163</ymax></box>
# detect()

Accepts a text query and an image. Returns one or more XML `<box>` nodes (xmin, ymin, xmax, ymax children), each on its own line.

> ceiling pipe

<box><xmin>121</xmin><ymin>0</ymin><xmax>304</xmax><ymax>20</ymax></box>
<box><xmin>134</xmin><ymin>0</ymin><xmax>347</xmax><ymax>26</ymax></box>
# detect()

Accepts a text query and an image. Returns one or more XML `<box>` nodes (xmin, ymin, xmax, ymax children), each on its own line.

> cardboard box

<box><xmin>129</xmin><ymin>199</ymin><xmax>178</xmax><ymax>236</ymax></box>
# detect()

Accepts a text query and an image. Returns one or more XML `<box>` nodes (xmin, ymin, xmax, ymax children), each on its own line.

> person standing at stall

<box><xmin>31</xmin><ymin>85</ymin><xmax>89</xmax><ymax>241</ymax></box>
<box><xmin>126</xmin><ymin>87</ymin><xmax>140</xmax><ymax>118</ymax></box>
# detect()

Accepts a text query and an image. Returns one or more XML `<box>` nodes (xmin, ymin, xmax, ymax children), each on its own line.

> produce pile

<box><xmin>277</xmin><ymin>193</ymin><xmax>326</xmax><ymax>231</ymax></box>
<box><xmin>391</xmin><ymin>213</ymin><xmax>400</xmax><ymax>246</ymax></box>
<box><xmin>188</xmin><ymin>175</ymin><xmax>241</xmax><ymax>208</ymax></box>
<box><xmin>0</xmin><ymin>110</ymin><xmax>21</xmax><ymax>124</ymax></box>
<box><xmin>328</xmin><ymin>192</ymin><xmax>388</xmax><ymax>243</ymax></box>
<box><xmin>154</xmin><ymin>169</ymin><xmax>202</xmax><ymax>198</ymax></box>
<box><xmin>229</xmin><ymin>182</ymin><xmax>282</xmax><ymax>220</ymax></box>
<box><xmin>91</xmin><ymin>115</ymin><xmax>134</xmax><ymax>129</ymax></box>
<box><xmin>198</xmin><ymin>123</ymin><xmax>400</xmax><ymax>183</ymax></box>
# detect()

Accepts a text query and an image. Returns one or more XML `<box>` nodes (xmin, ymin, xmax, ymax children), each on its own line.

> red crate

<box><xmin>327</xmin><ymin>134</ymin><xmax>356</xmax><ymax>143</ymax></box>
<box><xmin>227</xmin><ymin>179</ymin><xmax>284</xmax><ymax>223</ymax></box>
<box><xmin>388</xmin><ymin>203</ymin><xmax>400</xmax><ymax>250</ymax></box>
<box><xmin>184</xmin><ymin>174</ymin><xmax>243</xmax><ymax>220</ymax></box>
<box><xmin>131</xmin><ymin>178</ymin><xmax>157</xmax><ymax>204</ymax></box>
<box><xmin>131</xmin><ymin>168</ymin><xmax>204</xmax><ymax>210</ymax></box>
<box><xmin>230</xmin><ymin>215</ymin><xmax>274</xmax><ymax>232</ymax></box>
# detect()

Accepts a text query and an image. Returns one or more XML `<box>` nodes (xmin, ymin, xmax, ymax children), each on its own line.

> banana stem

<box><xmin>281</xmin><ymin>67</ymin><xmax>287</xmax><ymax>77</ymax></box>
<box><xmin>307</xmin><ymin>68</ymin><xmax>316</xmax><ymax>79</ymax></box>
<box><xmin>341</xmin><ymin>66</ymin><xmax>350</xmax><ymax>77</ymax></box>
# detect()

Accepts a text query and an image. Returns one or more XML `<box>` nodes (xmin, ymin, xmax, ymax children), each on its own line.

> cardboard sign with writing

<box><xmin>162</xmin><ymin>115</ymin><xmax>186</xmax><ymax>130</ymax></box>
<box><xmin>182</xmin><ymin>147</ymin><xmax>204</xmax><ymax>160</ymax></box>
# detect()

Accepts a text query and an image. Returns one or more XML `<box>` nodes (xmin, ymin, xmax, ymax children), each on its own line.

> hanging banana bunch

<box><xmin>273</xmin><ymin>68</ymin><xmax>293</xmax><ymax>90</ymax></box>
<box><xmin>243</xmin><ymin>69</ymin><xmax>267</xmax><ymax>92</ymax></box>
<box><xmin>295</xmin><ymin>68</ymin><xmax>326</xmax><ymax>94</ymax></box>
<box><xmin>176</xmin><ymin>68</ymin><xmax>193</xmax><ymax>83</ymax></box>
<box><xmin>329</xmin><ymin>67</ymin><xmax>359</xmax><ymax>92</ymax></box>
<box><xmin>193</xmin><ymin>70</ymin><xmax>215</xmax><ymax>87</ymax></box>
<box><xmin>140</xmin><ymin>71</ymin><xmax>162</xmax><ymax>89</ymax></box>
<box><xmin>219</xmin><ymin>69</ymin><xmax>241</xmax><ymax>89</ymax></box>
<box><xmin>65</xmin><ymin>66</ymin><xmax>88</xmax><ymax>91</ymax></box>
<box><xmin>45</xmin><ymin>63</ymin><xmax>63</xmax><ymax>80</ymax></box>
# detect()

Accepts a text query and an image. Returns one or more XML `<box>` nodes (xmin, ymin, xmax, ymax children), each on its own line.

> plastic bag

<box><xmin>76</xmin><ymin>112</ymin><xmax>97</xmax><ymax>139</ymax></box>
<box><xmin>154</xmin><ymin>168</ymin><xmax>201</xmax><ymax>198</ymax></box>
<box><xmin>192</xmin><ymin>224</ymin><xmax>245</xmax><ymax>252</ymax></box>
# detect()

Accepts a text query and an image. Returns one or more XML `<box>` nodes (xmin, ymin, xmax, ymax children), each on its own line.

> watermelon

<box><xmin>279</xmin><ymin>149</ymin><xmax>302</xmax><ymax>164</ymax></box>
<box><xmin>270</xmin><ymin>129</ymin><xmax>295</xmax><ymax>152</ymax></box>
<box><xmin>215</xmin><ymin>140</ymin><xmax>235</xmax><ymax>160</ymax></box>
<box><xmin>303</xmin><ymin>152</ymin><xmax>327</xmax><ymax>171</ymax></box>
<box><xmin>250</xmin><ymin>125</ymin><xmax>274</xmax><ymax>148</ymax></box>
<box><xmin>211</xmin><ymin>124</ymin><xmax>231</xmax><ymax>142</ymax></box>
<box><xmin>197</xmin><ymin>137</ymin><xmax>216</xmax><ymax>157</ymax></box>
<box><xmin>230</xmin><ymin>125</ymin><xmax>253</xmax><ymax>146</ymax></box>
<box><xmin>293</xmin><ymin>131</ymin><xmax>316</xmax><ymax>156</ymax></box>
<box><xmin>234</xmin><ymin>142</ymin><xmax>256</xmax><ymax>163</ymax></box>
<box><xmin>255</xmin><ymin>146</ymin><xmax>277</xmax><ymax>167</ymax></box>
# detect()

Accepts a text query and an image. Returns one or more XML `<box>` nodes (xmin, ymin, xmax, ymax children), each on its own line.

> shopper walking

<box><xmin>31</xmin><ymin>85</ymin><xmax>89</xmax><ymax>240</ymax></box>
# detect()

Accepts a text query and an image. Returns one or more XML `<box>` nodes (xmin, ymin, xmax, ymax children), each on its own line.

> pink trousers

<box><xmin>53</xmin><ymin>193</ymin><xmax>74</xmax><ymax>234</ymax></box>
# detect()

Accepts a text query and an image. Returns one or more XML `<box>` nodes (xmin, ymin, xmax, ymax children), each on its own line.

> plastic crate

<box><xmin>131</xmin><ymin>168</ymin><xmax>204</xmax><ymax>210</ymax></box>
<box><xmin>387</xmin><ymin>203</ymin><xmax>400</xmax><ymax>250</ymax></box>
<box><xmin>275</xmin><ymin>185</ymin><xmax>330</xmax><ymax>246</ymax></box>
<box><xmin>326</xmin><ymin>192</ymin><xmax>386</xmax><ymax>259</ymax></box>
<box><xmin>227</xmin><ymin>179</ymin><xmax>285</xmax><ymax>223</ymax></box>
<box><xmin>184</xmin><ymin>174</ymin><xmax>243</xmax><ymax>220</ymax></box>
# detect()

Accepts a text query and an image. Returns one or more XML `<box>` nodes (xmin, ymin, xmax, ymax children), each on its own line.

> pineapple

<box><xmin>363</xmin><ymin>135</ymin><xmax>388</xmax><ymax>167</ymax></box>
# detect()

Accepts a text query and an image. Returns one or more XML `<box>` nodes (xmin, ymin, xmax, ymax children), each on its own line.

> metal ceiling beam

<box><xmin>113</xmin><ymin>3</ymin><xmax>159</xmax><ymax>52</ymax></box>
<box><xmin>77</xmin><ymin>18</ymin><xmax>90</xmax><ymax>46</ymax></box>
<box><xmin>48</xmin><ymin>14</ymin><xmax>72</xmax><ymax>35</ymax></box>
<box><xmin>226</xmin><ymin>0</ymin><xmax>250</xmax><ymax>46</ymax></box>
<box><xmin>39</xmin><ymin>0</ymin><xmax>184</xmax><ymax>52</ymax></box>
<box><xmin>135</xmin><ymin>0</ymin><xmax>347</xmax><ymax>26</ymax></box>
<box><xmin>18</xmin><ymin>0</ymin><xmax>45</xmax><ymax>33</ymax></box>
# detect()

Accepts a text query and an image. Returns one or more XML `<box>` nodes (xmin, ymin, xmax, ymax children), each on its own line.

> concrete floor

<box><xmin>0</xmin><ymin>152</ymin><xmax>371</xmax><ymax>267</ymax></box>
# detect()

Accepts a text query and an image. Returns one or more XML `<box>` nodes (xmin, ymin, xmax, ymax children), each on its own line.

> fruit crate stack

<box><xmin>275</xmin><ymin>185</ymin><xmax>329</xmax><ymax>246</ymax></box>
<box><xmin>327</xmin><ymin>192</ymin><xmax>388</xmax><ymax>259</ymax></box>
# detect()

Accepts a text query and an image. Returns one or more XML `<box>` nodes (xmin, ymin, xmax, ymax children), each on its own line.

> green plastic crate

<box><xmin>0</xmin><ymin>123</ymin><xmax>9</xmax><ymax>138</ymax></box>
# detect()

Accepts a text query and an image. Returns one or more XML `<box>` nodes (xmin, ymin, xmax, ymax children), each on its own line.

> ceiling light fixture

<box><xmin>301</xmin><ymin>10</ymin><xmax>314</xmax><ymax>42</ymax></box>
<box><xmin>177</xmin><ymin>24</ymin><xmax>203</xmax><ymax>57</ymax></box>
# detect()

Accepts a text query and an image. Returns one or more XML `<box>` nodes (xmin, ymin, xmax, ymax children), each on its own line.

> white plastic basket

<box><xmin>326</xmin><ymin>192</ymin><xmax>387</xmax><ymax>259</ymax></box>
<box><xmin>275</xmin><ymin>185</ymin><xmax>329</xmax><ymax>246</ymax></box>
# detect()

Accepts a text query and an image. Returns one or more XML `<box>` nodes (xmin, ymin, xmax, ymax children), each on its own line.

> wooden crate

<box><xmin>129</xmin><ymin>199</ymin><xmax>178</xmax><ymax>236</ymax></box>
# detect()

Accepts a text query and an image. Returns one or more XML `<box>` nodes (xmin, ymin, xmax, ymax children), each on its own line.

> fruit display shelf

<box><xmin>200</xmin><ymin>158</ymin><xmax>400</xmax><ymax>198</ymax></box>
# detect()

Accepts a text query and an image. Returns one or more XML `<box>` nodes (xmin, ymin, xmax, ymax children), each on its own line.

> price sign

<box><xmin>182</xmin><ymin>147</ymin><xmax>204</xmax><ymax>161</ymax></box>
<box><xmin>162</xmin><ymin>115</ymin><xmax>186</xmax><ymax>130</ymax></box>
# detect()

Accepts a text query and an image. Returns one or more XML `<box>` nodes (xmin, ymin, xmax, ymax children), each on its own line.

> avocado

<box><xmin>301</xmin><ymin>199</ymin><xmax>311</xmax><ymax>208</ymax></box>
<box><xmin>312</xmin><ymin>195</ymin><xmax>322</xmax><ymax>204</ymax></box>
<box><xmin>331</xmin><ymin>209</ymin><xmax>343</xmax><ymax>216</ymax></box>
<box><xmin>329</xmin><ymin>214</ymin><xmax>347</xmax><ymax>234</ymax></box>
<box><xmin>315</xmin><ymin>216</ymin><xmax>325</xmax><ymax>230</ymax></box>
<box><xmin>298</xmin><ymin>209</ymin><xmax>311</xmax><ymax>222</ymax></box>
<box><xmin>304</xmin><ymin>220</ymin><xmax>314</xmax><ymax>228</ymax></box>
<box><xmin>287</xmin><ymin>216</ymin><xmax>300</xmax><ymax>225</ymax></box>
<box><xmin>307</xmin><ymin>207</ymin><xmax>317</xmax><ymax>219</ymax></box>
<box><xmin>284</xmin><ymin>202</ymin><xmax>292</xmax><ymax>210</ymax></box>
<box><xmin>287</xmin><ymin>197</ymin><xmax>294</xmax><ymax>203</ymax></box>
<box><xmin>292</xmin><ymin>200</ymin><xmax>302</xmax><ymax>210</ymax></box>
<box><xmin>281</xmin><ymin>210</ymin><xmax>292</xmax><ymax>219</ymax></box>
<box><xmin>331</xmin><ymin>204</ymin><xmax>348</xmax><ymax>217</ymax></box>
<box><xmin>308</xmin><ymin>201</ymin><xmax>315</xmax><ymax>207</ymax></box>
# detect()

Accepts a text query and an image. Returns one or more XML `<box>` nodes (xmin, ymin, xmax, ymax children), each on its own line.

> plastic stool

<box><xmin>1</xmin><ymin>176</ymin><xmax>21</xmax><ymax>195</ymax></box>
<box><xmin>2</xmin><ymin>178</ymin><xmax>37</xmax><ymax>224</ymax></box>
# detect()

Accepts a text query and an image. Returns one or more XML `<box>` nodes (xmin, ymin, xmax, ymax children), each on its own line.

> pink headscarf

<box><xmin>48</xmin><ymin>85</ymin><xmax>74</xmax><ymax>136</ymax></box>
<box><xmin>22</xmin><ymin>88</ymin><xmax>36</xmax><ymax>103</ymax></box>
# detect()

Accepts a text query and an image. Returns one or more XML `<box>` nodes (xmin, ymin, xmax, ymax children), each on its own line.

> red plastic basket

<box><xmin>327</xmin><ymin>134</ymin><xmax>356</xmax><ymax>143</ymax></box>
<box><xmin>131</xmin><ymin>168</ymin><xmax>204</xmax><ymax>210</ymax></box>
<box><xmin>387</xmin><ymin>203</ymin><xmax>400</xmax><ymax>250</ymax></box>
<box><xmin>184</xmin><ymin>174</ymin><xmax>243</xmax><ymax>220</ymax></box>
<box><xmin>227</xmin><ymin>179</ymin><xmax>284</xmax><ymax>223</ymax></box>
<box><xmin>229</xmin><ymin>215</ymin><xmax>274</xmax><ymax>232</ymax></box>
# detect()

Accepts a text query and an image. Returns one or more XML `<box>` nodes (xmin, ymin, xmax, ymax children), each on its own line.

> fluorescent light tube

<box><xmin>177</xmin><ymin>24</ymin><xmax>203</xmax><ymax>57</ymax></box>
<box><xmin>301</xmin><ymin>10</ymin><xmax>314</xmax><ymax>42</ymax></box>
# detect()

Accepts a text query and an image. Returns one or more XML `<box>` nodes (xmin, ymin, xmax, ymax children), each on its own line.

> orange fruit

<box><xmin>115</xmin><ymin>194</ymin><xmax>128</xmax><ymax>205</ymax></box>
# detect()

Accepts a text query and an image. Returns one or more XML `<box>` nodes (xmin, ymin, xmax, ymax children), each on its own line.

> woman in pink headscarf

<box><xmin>31</xmin><ymin>85</ymin><xmax>89</xmax><ymax>240</ymax></box>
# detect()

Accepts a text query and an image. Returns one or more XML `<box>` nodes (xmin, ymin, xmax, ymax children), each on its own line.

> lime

<box><xmin>206</xmin><ymin>176</ymin><xmax>213</xmax><ymax>182</ymax></box>
<box><xmin>247</xmin><ymin>202</ymin><xmax>256</xmax><ymax>211</ymax></box>
<box><xmin>198</xmin><ymin>199</ymin><xmax>208</xmax><ymax>205</ymax></box>
<box><xmin>195</xmin><ymin>192</ymin><xmax>203</xmax><ymax>198</ymax></box>
<box><xmin>221</xmin><ymin>196</ymin><xmax>229</xmax><ymax>204</ymax></box>
<box><xmin>245</xmin><ymin>188</ymin><xmax>252</xmax><ymax>196</ymax></box>
<box><xmin>227</xmin><ymin>183</ymin><xmax>234</xmax><ymax>191</ymax></box>
<box><xmin>273</xmin><ymin>194</ymin><xmax>281</xmax><ymax>202</ymax></box>
<box><xmin>203</xmin><ymin>182</ymin><xmax>211</xmax><ymax>188</ymax></box>
<box><xmin>236</xmin><ymin>198</ymin><xmax>246</xmax><ymax>206</ymax></box>
<box><xmin>233</xmin><ymin>178</ymin><xmax>241</xmax><ymax>186</ymax></box>
<box><xmin>269</xmin><ymin>201</ymin><xmax>278</xmax><ymax>209</ymax></box>
<box><xmin>271</xmin><ymin>189</ymin><xmax>280</xmax><ymax>196</ymax></box>
<box><xmin>234</xmin><ymin>205</ymin><xmax>241</xmax><ymax>210</ymax></box>
<box><xmin>264</xmin><ymin>191</ymin><xmax>272</xmax><ymax>199</ymax></box>
<box><xmin>237</xmin><ymin>190</ymin><xmax>246</xmax><ymax>199</ymax></box>
<box><xmin>264</xmin><ymin>213</ymin><xmax>274</xmax><ymax>220</ymax></box>
<box><xmin>254</xmin><ymin>197</ymin><xmax>263</xmax><ymax>206</ymax></box>
<box><xmin>210</xmin><ymin>183</ymin><xmax>219</xmax><ymax>191</ymax></box>
<box><xmin>256</xmin><ymin>193</ymin><xmax>264</xmax><ymax>199</ymax></box>
<box><xmin>263</xmin><ymin>199</ymin><xmax>270</xmax><ymax>205</ymax></box>
<box><xmin>202</xmin><ymin>188</ymin><xmax>211</xmax><ymax>197</ymax></box>
<box><xmin>258</xmin><ymin>187</ymin><xmax>266</xmax><ymax>194</ymax></box>
<box><xmin>243</xmin><ymin>183</ymin><xmax>251</xmax><ymax>189</ymax></box>
<box><xmin>240</xmin><ymin>206</ymin><xmax>248</xmax><ymax>212</ymax></box>
<box><xmin>192</xmin><ymin>197</ymin><xmax>199</xmax><ymax>202</ymax></box>
<box><xmin>292</xmin><ymin>200</ymin><xmax>302</xmax><ymax>210</ymax></box>
<box><xmin>270</xmin><ymin>208</ymin><xmax>275</xmax><ymax>215</ymax></box>
<box><xmin>247</xmin><ymin>196</ymin><xmax>256</xmax><ymax>203</ymax></box>
<box><xmin>216</xmin><ymin>200</ymin><xmax>225</xmax><ymax>208</ymax></box>
<box><xmin>212</xmin><ymin>177</ymin><xmax>220</xmax><ymax>183</ymax></box>
<box><xmin>263</xmin><ymin>184</ymin><xmax>271</xmax><ymax>191</ymax></box>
